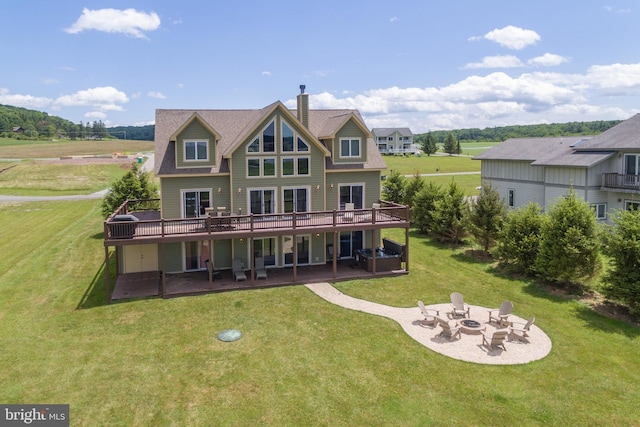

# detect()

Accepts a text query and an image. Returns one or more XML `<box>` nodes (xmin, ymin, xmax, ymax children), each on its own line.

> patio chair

<box><xmin>417</xmin><ymin>300</ymin><xmax>439</xmax><ymax>327</ymax></box>
<box><xmin>204</xmin><ymin>259</ymin><xmax>222</xmax><ymax>280</ymax></box>
<box><xmin>508</xmin><ymin>317</ymin><xmax>535</xmax><ymax>342</ymax></box>
<box><xmin>481</xmin><ymin>330</ymin><xmax>508</xmax><ymax>351</ymax></box>
<box><xmin>232</xmin><ymin>258</ymin><xmax>247</xmax><ymax>282</ymax></box>
<box><xmin>488</xmin><ymin>301</ymin><xmax>513</xmax><ymax>328</ymax></box>
<box><xmin>449</xmin><ymin>292</ymin><xmax>470</xmax><ymax>318</ymax></box>
<box><xmin>254</xmin><ymin>256</ymin><xmax>267</xmax><ymax>280</ymax></box>
<box><xmin>343</xmin><ymin>202</ymin><xmax>354</xmax><ymax>221</ymax></box>
<box><xmin>436</xmin><ymin>317</ymin><xmax>461</xmax><ymax>340</ymax></box>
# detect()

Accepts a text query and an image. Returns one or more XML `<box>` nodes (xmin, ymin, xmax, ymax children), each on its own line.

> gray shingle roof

<box><xmin>577</xmin><ymin>113</ymin><xmax>640</xmax><ymax>151</ymax></box>
<box><xmin>473</xmin><ymin>136</ymin><xmax>613</xmax><ymax>167</ymax></box>
<box><xmin>371</xmin><ymin>127</ymin><xmax>413</xmax><ymax>137</ymax></box>
<box><xmin>155</xmin><ymin>104</ymin><xmax>386</xmax><ymax>175</ymax></box>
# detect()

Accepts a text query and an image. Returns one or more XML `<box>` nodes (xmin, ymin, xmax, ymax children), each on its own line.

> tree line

<box><xmin>414</xmin><ymin>120</ymin><xmax>622</xmax><ymax>145</ymax></box>
<box><xmin>383</xmin><ymin>172</ymin><xmax>640</xmax><ymax>318</ymax></box>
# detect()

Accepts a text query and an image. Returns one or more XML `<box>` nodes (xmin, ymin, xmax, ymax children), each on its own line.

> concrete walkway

<box><xmin>305</xmin><ymin>282</ymin><xmax>552</xmax><ymax>365</ymax></box>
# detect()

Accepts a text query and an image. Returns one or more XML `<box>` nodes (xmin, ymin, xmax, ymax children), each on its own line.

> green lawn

<box><xmin>0</xmin><ymin>162</ymin><xmax>129</xmax><ymax>195</ymax></box>
<box><xmin>1</xmin><ymin>201</ymin><xmax>639</xmax><ymax>426</ymax></box>
<box><xmin>0</xmin><ymin>138</ymin><xmax>154</xmax><ymax>158</ymax></box>
<box><xmin>383</xmin><ymin>153</ymin><xmax>480</xmax><ymax>176</ymax></box>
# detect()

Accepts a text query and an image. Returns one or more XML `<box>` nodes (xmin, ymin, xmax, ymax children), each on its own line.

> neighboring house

<box><xmin>473</xmin><ymin>114</ymin><xmax>640</xmax><ymax>222</ymax></box>
<box><xmin>12</xmin><ymin>126</ymin><xmax>24</xmax><ymax>133</ymax></box>
<box><xmin>372</xmin><ymin>128</ymin><xmax>417</xmax><ymax>155</ymax></box>
<box><xmin>103</xmin><ymin>87</ymin><xmax>410</xmax><ymax>301</ymax></box>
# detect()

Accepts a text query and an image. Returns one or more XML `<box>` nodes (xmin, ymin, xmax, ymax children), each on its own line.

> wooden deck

<box><xmin>104</xmin><ymin>200</ymin><xmax>410</xmax><ymax>246</ymax></box>
<box><xmin>111</xmin><ymin>262</ymin><xmax>408</xmax><ymax>301</ymax></box>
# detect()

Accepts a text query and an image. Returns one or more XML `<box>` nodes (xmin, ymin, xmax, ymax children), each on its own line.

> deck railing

<box><xmin>602</xmin><ymin>173</ymin><xmax>640</xmax><ymax>191</ymax></box>
<box><xmin>104</xmin><ymin>200</ymin><xmax>410</xmax><ymax>242</ymax></box>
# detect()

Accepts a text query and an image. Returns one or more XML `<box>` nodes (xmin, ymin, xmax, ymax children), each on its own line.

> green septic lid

<box><xmin>217</xmin><ymin>329</ymin><xmax>242</xmax><ymax>342</ymax></box>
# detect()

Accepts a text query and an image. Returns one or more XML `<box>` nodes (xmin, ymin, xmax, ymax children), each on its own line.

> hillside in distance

<box><xmin>416</xmin><ymin>120</ymin><xmax>622</xmax><ymax>144</ymax></box>
<box><xmin>0</xmin><ymin>103</ymin><xmax>624</xmax><ymax>143</ymax></box>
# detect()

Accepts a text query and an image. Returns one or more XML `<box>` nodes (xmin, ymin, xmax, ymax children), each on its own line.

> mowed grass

<box><xmin>0</xmin><ymin>162</ymin><xmax>130</xmax><ymax>195</ymax></box>
<box><xmin>383</xmin><ymin>153</ymin><xmax>480</xmax><ymax>175</ymax></box>
<box><xmin>0</xmin><ymin>138</ymin><xmax>154</xmax><ymax>158</ymax></box>
<box><xmin>1</xmin><ymin>200</ymin><xmax>640</xmax><ymax>425</ymax></box>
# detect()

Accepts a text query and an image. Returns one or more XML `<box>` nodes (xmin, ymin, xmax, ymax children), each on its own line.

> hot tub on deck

<box><xmin>355</xmin><ymin>238</ymin><xmax>405</xmax><ymax>272</ymax></box>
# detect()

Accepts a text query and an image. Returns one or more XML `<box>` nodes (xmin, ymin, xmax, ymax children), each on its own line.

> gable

<box><xmin>174</xmin><ymin>117</ymin><xmax>218</xmax><ymax>169</ymax></box>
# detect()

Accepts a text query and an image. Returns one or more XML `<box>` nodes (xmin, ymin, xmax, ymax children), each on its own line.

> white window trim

<box><xmin>591</xmin><ymin>203</ymin><xmax>607</xmax><ymax>220</ymax></box>
<box><xmin>507</xmin><ymin>188</ymin><xmax>515</xmax><ymax>208</ymax></box>
<box><xmin>339</xmin><ymin>138</ymin><xmax>361</xmax><ymax>158</ymax></box>
<box><xmin>180</xmin><ymin>188</ymin><xmax>212</xmax><ymax>218</ymax></box>
<box><xmin>247</xmin><ymin>157</ymin><xmax>277</xmax><ymax>178</ymax></box>
<box><xmin>247</xmin><ymin>187</ymin><xmax>278</xmax><ymax>215</ymax></box>
<box><xmin>246</xmin><ymin>121</ymin><xmax>276</xmax><ymax>154</ymax></box>
<box><xmin>281</xmin><ymin>186</ymin><xmax>311</xmax><ymax>213</ymax></box>
<box><xmin>183</xmin><ymin>139</ymin><xmax>209</xmax><ymax>162</ymax></box>
<box><xmin>625</xmin><ymin>200</ymin><xmax>640</xmax><ymax>211</ymax></box>
<box><xmin>337</xmin><ymin>182</ymin><xmax>365</xmax><ymax>210</ymax></box>
<box><xmin>281</xmin><ymin>156</ymin><xmax>310</xmax><ymax>177</ymax></box>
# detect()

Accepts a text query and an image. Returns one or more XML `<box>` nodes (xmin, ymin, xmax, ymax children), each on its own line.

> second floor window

<box><xmin>340</xmin><ymin>138</ymin><xmax>360</xmax><ymax>158</ymax></box>
<box><xmin>282</xmin><ymin>157</ymin><xmax>309</xmax><ymax>176</ymax></box>
<box><xmin>184</xmin><ymin>140</ymin><xmax>208</xmax><ymax>161</ymax></box>
<box><xmin>248</xmin><ymin>158</ymin><xmax>276</xmax><ymax>177</ymax></box>
<box><xmin>282</xmin><ymin>121</ymin><xmax>309</xmax><ymax>152</ymax></box>
<box><xmin>247</xmin><ymin>121</ymin><xmax>276</xmax><ymax>153</ymax></box>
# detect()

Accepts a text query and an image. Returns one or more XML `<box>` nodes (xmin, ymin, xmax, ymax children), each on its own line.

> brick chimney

<box><xmin>297</xmin><ymin>84</ymin><xmax>309</xmax><ymax>129</ymax></box>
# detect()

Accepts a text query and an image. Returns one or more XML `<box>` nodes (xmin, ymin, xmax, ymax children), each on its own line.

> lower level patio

<box><xmin>110</xmin><ymin>262</ymin><xmax>408</xmax><ymax>301</ymax></box>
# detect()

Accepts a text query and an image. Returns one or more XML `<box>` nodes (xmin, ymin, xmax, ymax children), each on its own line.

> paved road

<box><xmin>0</xmin><ymin>153</ymin><xmax>154</xmax><ymax>203</ymax></box>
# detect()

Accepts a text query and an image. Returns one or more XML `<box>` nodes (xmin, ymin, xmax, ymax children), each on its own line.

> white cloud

<box><xmin>262</xmin><ymin>71</ymin><xmax>272</xmax><ymax>76</ymax></box>
<box><xmin>296</xmin><ymin>62</ymin><xmax>640</xmax><ymax>131</ymax></box>
<box><xmin>0</xmin><ymin>88</ymin><xmax>52</xmax><ymax>109</ymax></box>
<box><xmin>464</xmin><ymin>55</ymin><xmax>525</xmax><ymax>69</ymax></box>
<box><xmin>53</xmin><ymin>86</ymin><xmax>129</xmax><ymax>111</ymax></box>
<box><xmin>65</xmin><ymin>8</ymin><xmax>160</xmax><ymax>39</ymax></box>
<box><xmin>390</xmin><ymin>16</ymin><xmax>399</xmax><ymax>22</ymax></box>
<box><xmin>147</xmin><ymin>91</ymin><xmax>166</xmax><ymax>99</ymax></box>
<box><xmin>528</xmin><ymin>53</ymin><xmax>569</xmax><ymax>67</ymax></box>
<box><xmin>42</xmin><ymin>78</ymin><xmax>59</xmax><ymax>85</ymax></box>
<box><xmin>84</xmin><ymin>111</ymin><xmax>107</xmax><ymax>119</ymax></box>
<box><xmin>482</xmin><ymin>25</ymin><xmax>540</xmax><ymax>50</ymax></box>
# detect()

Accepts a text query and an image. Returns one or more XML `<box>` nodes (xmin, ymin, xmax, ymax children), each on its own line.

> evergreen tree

<box><xmin>411</xmin><ymin>181</ymin><xmax>444</xmax><ymax>234</ymax></box>
<box><xmin>431</xmin><ymin>181</ymin><xmax>468</xmax><ymax>243</ymax></box>
<box><xmin>421</xmin><ymin>132</ymin><xmax>438</xmax><ymax>156</ymax></box>
<box><xmin>493</xmin><ymin>203</ymin><xmax>544</xmax><ymax>275</ymax></box>
<box><xmin>601</xmin><ymin>208</ymin><xmax>640</xmax><ymax>316</ymax></box>
<box><xmin>381</xmin><ymin>170</ymin><xmax>406</xmax><ymax>204</ymax></box>
<box><xmin>443</xmin><ymin>132</ymin><xmax>457</xmax><ymax>156</ymax></box>
<box><xmin>535</xmin><ymin>189</ymin><xmax>601</xmax><ymax>285</ymax></box>
<box><xmin>466</xmin><ymin>183</ymin><xmax>507</xmax><ymax>253</ymax></box>
<box><xmin>403</xmin><ymin>171</ymin><xmax>425</xmax><ymax>207</ymax></box>
<box><xmin>101</xmin><ymin>162</ymin><xmax>159</xmax><ymax>218</ymax></box>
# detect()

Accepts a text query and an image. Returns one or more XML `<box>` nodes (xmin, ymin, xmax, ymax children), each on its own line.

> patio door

<box><xmin>253</xmin><ymin>237</ymin><xmax>276</xmax><ymax>267</ymax></box>
<box><xmin>183</xmin><ymin>241</ymin><xmax>210</xmax><ymax>272</ymax></box>
<box><xmin>183</xmin><ymin>190</ymin><xmax>211</xmax><ymax>218</ymax></box>
<box><xmin>283</xmin><ymin>188</ymin><xmax>308</xmax><ymax>214</ymax></box>
<box><xmin>339</xmin><ymin>231</ymin><xmax>363</xmax><ymax>259</ymax></box>
<box><xmin>283</xmin><ymin>235</ymin><xmax>310</xmax><ymax>266</ymax></box>
<box><xmin>338</xmin><ymin>184</ymin><xmax>364</xmax><ymax>209</ymax></box>
<box><xmin>249</xmin><ymin>189</ymin><xmax>275</xmax><ymax>215</ymax></box>
<box><xmin>624</xmin><ymin>154</ymin><xmax>640</xmax><ymax>187</ymax></box>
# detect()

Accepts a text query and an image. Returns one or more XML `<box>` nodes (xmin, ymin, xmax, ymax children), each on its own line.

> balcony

<box><xmin>104</xmin><ymin>199</ymin><xmax>410</xmax><ymax>246</ymax></box>
<box><xmin>601</xmin><ymin>173</ymin><xmax>640</xmax><ymax>193</ymax></box>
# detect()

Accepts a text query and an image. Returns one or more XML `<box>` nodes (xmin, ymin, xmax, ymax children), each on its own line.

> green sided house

<box><xmin>103</xmin><ymin>87</ymin><xmax>410</xmax><ymax>301</ymax></box>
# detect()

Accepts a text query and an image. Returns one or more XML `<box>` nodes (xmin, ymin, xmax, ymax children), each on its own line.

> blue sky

<box><xmin>2</xmin><ymin>0</ymin><xmax>640</xmax><ymax>132</ymax></box>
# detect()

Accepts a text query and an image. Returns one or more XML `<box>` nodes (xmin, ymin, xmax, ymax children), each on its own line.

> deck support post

<box><xmin>104</xmin><ymin>246</ymin><xmax>111</xmax><ymax>304</ymax></box>
<box><xmin>371</xmin><ymin>229</ymin><xmax>377</xmax><ymax>274</ymax></box>
<box><xmin>404</xmin><ymin>227</ymin><xmax>410</xmax><ymax>272</ymax></box>
<box><xmin>161</xmin><ymin>243</ymin><xmax>166</xmax><ymax>297</ymax></box>
<box><xmin>293</xmin><ymin>233</ymin><xmax>298</xmax><ymax>282</ymax></box>
<box><xmin>332</xmin><ymin>231</ymin><xmax>338</xmax><ymax>278</ymax></box>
